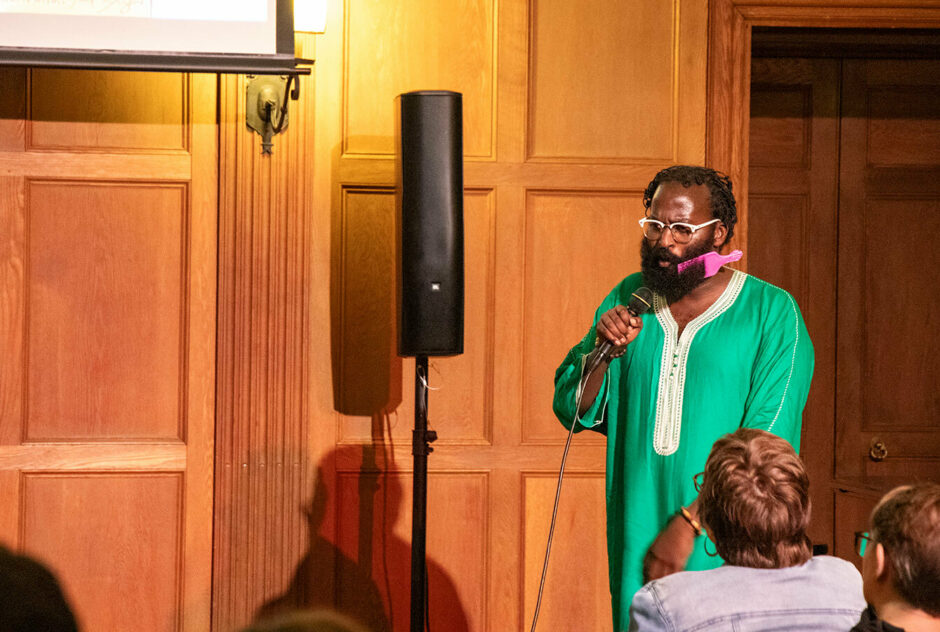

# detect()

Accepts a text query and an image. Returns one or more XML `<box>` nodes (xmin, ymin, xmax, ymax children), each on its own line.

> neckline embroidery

<box><xmin>651</xmin><ymin>269</ymin><xmax>747</xmax><ymax>455</ymax></box>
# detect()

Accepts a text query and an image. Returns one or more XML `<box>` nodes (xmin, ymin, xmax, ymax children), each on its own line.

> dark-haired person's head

<box><xmin>0</xmin><ymin>545</ymin><xmax>79</xmax><ymax>632</ymax></box>
<box><xmin>859</xmin><ymin>483</ymin><xmax>940</xmax><ymax>626</ymax></box>
<box><xmin>697</xmin><ymin>428</ymin><xmax>812</xmax><ymax>569</ymax></box>
<box><xmin>642</xmin><ymin>165</ymin><xmax>737</xmax><ymax>244</ymax></box>
<box><xmin>242</xmin><ymin>609</ymin><xmax>371</xmax><ymax>632</ymax></box>
<box><xmin>640</xmin><ymin>165</ymin><xmax>737</xmax><ymax>302</ymax></box>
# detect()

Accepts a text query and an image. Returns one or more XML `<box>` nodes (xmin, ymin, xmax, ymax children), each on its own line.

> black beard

<box><xmin>640</xmin><ymin>239</ymin><xmax>713</xmax><ymax>303</ymax></box>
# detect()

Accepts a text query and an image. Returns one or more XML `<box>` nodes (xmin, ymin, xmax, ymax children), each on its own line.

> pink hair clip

<box><xmin>677</xmin><ymin>249</ymin><xmax>743</xmax><ymax>279</ymax></box>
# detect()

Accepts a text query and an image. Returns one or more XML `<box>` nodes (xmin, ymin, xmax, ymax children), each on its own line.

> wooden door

<box><xmin>833</xmin><ymin>58</ymin><xmax>940</xmax><ymax>556</ymax></box>
<box><xmin>0</xmin><ymin>69</ymin><xmax>216</xmax><ymax>631</ymax></box>
<box><xmin>749</xmin><ymin>56</ymin><xmax>940</xmax><ymax>558</ymax></box>
<box><xmin>748</xmin><ymin>57</ymin><xmax>841</xmax><ymax>548</ymax></box>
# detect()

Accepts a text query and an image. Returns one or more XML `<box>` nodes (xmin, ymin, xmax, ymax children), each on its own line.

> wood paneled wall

<box><xmin>293</xmin><ymin>2</ymin><xmax>707</xmax><ymax>631</ymax></box>
<box><xmin>5</xmin><ymin>3</ymin><xmax>936</xmax><ymax>631</ymax></box>
<box><xmin>0</xmin><ymin>70</ymin><xmax>216</xmax><ymax>631</ymax></box>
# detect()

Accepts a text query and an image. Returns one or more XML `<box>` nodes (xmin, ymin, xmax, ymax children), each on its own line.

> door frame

<box><xmin>706</xmin><ymin>1</ymin><xmax>940</xmax><ymax>253</ymax></box>
<box><xmin>706</xmin><ymin>0</ymin><xmax>940</xmax><ymax>552</ymax></box>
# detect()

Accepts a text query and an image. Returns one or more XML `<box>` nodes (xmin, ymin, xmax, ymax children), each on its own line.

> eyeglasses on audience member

<box><xmin>854</xmin><ymin>531</ymin><xmax>873</xmax><ymax>557</ymax></box>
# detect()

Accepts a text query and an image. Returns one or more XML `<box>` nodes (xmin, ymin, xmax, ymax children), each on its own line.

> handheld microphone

<box><xmin>587</xmin><ymin>287</ymin><xmax>653</xmax><ymax>374</ymax></box>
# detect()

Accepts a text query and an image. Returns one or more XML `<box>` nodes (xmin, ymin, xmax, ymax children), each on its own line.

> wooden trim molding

<box><xmin>706</xmin><ymin>0</ymin><xmax>752</xmax><ymax>253</ymax></box>
<box><xmin>213</xmin><ymin>70</ymin><xmax>313</xmax><ymax>631</ymax></box>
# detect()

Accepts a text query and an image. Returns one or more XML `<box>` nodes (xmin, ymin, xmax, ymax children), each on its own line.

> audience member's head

<box><xmin>860</xmin><ymin>483</ymin><xmax>940</xmax><ymax>624</ymax></box>
<box><xmin>241</xmin><ymin>609</ymin><xmax>371</xmax><ymax>632</ymax></box>
<box><xmin>697</xmin><ymin>428</ymin><xmax>812</xmax><ymax>568</ymax></box>
<box><xmin>0</xmin><ymin>545</ymin><xmax>79</xmax><ymax>632</ymax></box>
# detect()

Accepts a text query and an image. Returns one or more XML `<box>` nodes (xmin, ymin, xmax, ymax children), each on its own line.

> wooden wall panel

<box><xmin>860</xmin><ymin>197</ymin><xmax>939</xmax><ymax>427</ymax></box>
<box><xmin>528</xmin><ymin>0</ymin><xmax>676</xmax><ymax>161</ymax></box>
<box><xmin>0</xmin><ymin>69</ymin><xmax>26</xmax><ymax>152</ymax></box>
<box><xmin>424</xmin><ymin>472</ymin><xmax>488</xmax><ymax>631</ymax></box>
<box><xmin>26</xmin><ymin>182</ymin><xmax>185</xmax><ymax>441</ymax></box>
<box><xmin>335</xmin><ymin>188</ymin><xmax>400</xmax><ymax>422</ymax></box>
<box><xmin>425</xmin><ymin>190</ymin><xmax>495</xmax><ymax>445</ymax></box>
<box><xmin>337</xmin><ymin>190</ymin><xmax>495</xmax><ymax>444</ymax></box>
<box><xmin>21</xmin><ymin>472</ymin><xmax>183</xmax><ymax>632</ymax></box>
<box><xmin>343</xmin><ymin>0</ymin><xmax>495</xmax><ymax>158</ymax></box>
<box><xmin>0</xmin><ymin>72</ymin><xmax>216</xmax><ymax>632</ymax></box>
<box><xmin>522</xmin><ymin>191</ymin><xmax>642</xmax><ymax>444</ymax></box>
<box><xmin>867</xmin><ymin>87</ymin><xmax>940</xmax><ymax>166</ymax></box>
<box><xmin>29</xmin><ymin>70</ymin><xmax>187</xmax><ymax>152</ymax></box>
<box><xmin>523</xmin><ymin>473</ymin><xmax>611</xmax><ymax>631</ymax></box>
<box><xmin>0</xmin><ymin>471</ymin><xmax>18</xmax><ymax>540</ymax></box>
<box><xmin>746</xmin><ymin>194</ymin><xmax>808</xmax><ymax>308</ymax></box>
<box><xmin>0</xmin><ymin>177</ymin><xmax>25</xmax><ymax>446</ymax></box>
<box><xmin>749</xmin><ymin>86</ymin><xmax>810</xmax><ymax>168</ymax></box>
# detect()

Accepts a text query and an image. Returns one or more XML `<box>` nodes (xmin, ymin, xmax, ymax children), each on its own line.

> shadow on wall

<box><xmin>329</xmin><ymin>139</ymin><xmax>404</xmax><ymax>418</ymax></box>
<box><xmin>258</xmin><ymin>442</ymin><xmax>469</xmax><ymax>632</ymax></box>
<box><xmin>319</xmin><ymin>133</ymin><xmax>468</xmax><ymax>629</ymax></box>
<box><xmin>0</xmin><ymin>545</ymin><xmax>79</xmax><ymax>632</ymax></box>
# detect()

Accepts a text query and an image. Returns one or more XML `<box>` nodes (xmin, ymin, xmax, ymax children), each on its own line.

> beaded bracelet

<box><xmin>678</xmin><ymin>506</ymin><xmax>703</xmax><ymax>536</ymax></box>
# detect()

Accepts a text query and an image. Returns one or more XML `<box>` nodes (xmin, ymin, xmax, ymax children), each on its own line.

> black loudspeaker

<box><xmin>396</xmin><ymin>90</ymin><xmax>464</xmax><ymax>357</ymax></box>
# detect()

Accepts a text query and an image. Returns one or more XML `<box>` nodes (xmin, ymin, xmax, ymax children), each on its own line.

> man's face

<box><xmin>640</xmin><ymin>181</ymin><xmax>724</xmax><ymax>302</ymax></box>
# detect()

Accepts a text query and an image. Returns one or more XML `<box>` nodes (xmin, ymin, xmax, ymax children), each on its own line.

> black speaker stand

<box><xmin>411</xmin><ymin>355</ymin><xmax>437</xmax><ymax>632</ymax></box>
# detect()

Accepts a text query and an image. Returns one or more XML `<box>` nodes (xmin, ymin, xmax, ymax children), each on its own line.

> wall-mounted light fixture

<box><xmin>245</xmin><ymin>0</ymin><xmax>322</xmax><ymax>155</ymax></box>
<box><xmin>294</xmin><ymin>0</ymin><xmax>328</xmax><ymax>33</ymax></box>
<box><xmin>246</xmin><ymin>74</ymin><xmax>299</xmax><ymax>154</ymax></box>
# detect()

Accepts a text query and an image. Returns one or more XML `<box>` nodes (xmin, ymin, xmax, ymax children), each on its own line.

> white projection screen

<box><xmin>0</xmin><ymin>0</ymin><xmax>306</xmax><ymax>74</ymax></box>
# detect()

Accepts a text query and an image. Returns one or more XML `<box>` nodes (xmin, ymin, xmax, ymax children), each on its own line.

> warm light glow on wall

<box><xmin>294</xmin><ymin>0</ymin><xmax>327</xmax><ymax>33</ymax></box>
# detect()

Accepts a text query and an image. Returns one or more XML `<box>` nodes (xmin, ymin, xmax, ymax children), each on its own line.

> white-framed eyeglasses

<box><xmin>638</xmin><ymin>217</ymin><xmax>721</xmax><ymax>243</ymax></box>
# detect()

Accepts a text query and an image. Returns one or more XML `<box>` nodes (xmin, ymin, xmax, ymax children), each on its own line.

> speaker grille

<box><xmin>396</xmin><ymin>91</ymin><xmax>464</xmax><ymax>357</ymax></box>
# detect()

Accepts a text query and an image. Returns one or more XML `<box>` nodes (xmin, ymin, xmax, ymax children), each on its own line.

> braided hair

<box><xmin>642</xmin><ymin>165</ymin><xmax>737</xmax><ymax>244</ymax></box>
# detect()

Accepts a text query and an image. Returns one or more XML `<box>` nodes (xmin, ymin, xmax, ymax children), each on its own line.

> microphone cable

<box><xmin>529</xmin><ymin>353</ymin><xmax>599</xmax><ymax>632</ymax></box>
<box><xmin>528</xmin><ymin>288</ymin><xmax>651</xmax><ymax>631</ymax></box>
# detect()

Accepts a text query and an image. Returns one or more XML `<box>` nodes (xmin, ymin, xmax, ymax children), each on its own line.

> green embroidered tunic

<box><xmin>552</xmin><ymin>270</ymin><xmax>814</xmax><ymax>631</ymax></box>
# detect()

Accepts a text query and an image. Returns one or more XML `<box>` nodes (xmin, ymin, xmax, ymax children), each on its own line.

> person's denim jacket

<box><xmin>628</xmin><ymin>555</ymin><xmax>865</xmax><ymax>632</ymax></box>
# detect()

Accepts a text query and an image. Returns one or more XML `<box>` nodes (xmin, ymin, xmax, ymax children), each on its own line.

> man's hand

<box><xmin>575</xmin><ymin>305</ymin><xmax>644</xmax><ymax>415</ymax></box>
<box><xmin>642</xmin><ymin>514</ymin><xmax>697</xmax><ymax>583</ymax></box>
<box><xmin>596</xmin><ymin>305</ymin><xmax>644</xmax><ymax>358</ymax></box>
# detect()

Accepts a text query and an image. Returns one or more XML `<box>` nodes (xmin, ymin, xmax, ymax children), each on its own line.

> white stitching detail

<box><xmin>653</xmin><ymin>296</ymin><xmax>678</xmax><ymax>454</ymax></box>
<box><xmin>652</xmin><ymin>270</ymin><xmax>747</xmax><ymax>455</ymax></box>
<box><xmin>759</xmin><ymin>282</ymin><xmax>800</xmax><ymax>432</ymax></box>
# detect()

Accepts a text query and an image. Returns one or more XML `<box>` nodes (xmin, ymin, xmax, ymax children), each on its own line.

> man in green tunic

<box><xmin>552</xmin><ymin>166</ymin><xmax>814</xmax><ymax>631</ymax></box>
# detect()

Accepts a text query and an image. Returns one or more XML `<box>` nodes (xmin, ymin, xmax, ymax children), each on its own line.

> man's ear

<box><xmin>712</xmin><ymin>222</ymin><xmax>728</xmax><ymax>249</ymax></box>
<box><xmin>874</xmin><ymin>542</ymin><xmax>889</xmax><ymax>580</ymax></box>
